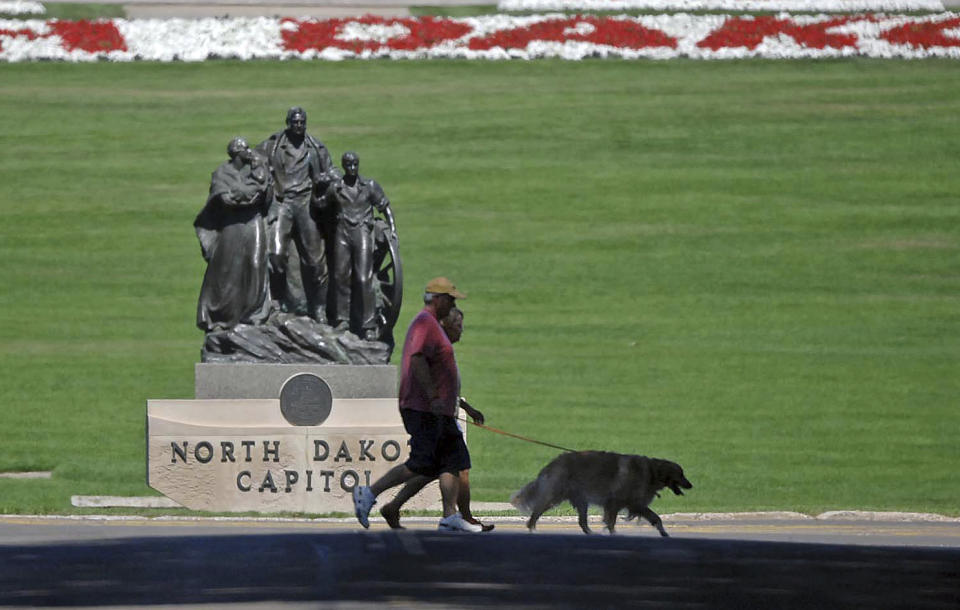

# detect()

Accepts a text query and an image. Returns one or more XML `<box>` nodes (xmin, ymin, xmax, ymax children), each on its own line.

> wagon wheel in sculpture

<box><xmin>372</xmin><ymin>218</ymin><xmax>402</xmax><ymax>344</ymax></box>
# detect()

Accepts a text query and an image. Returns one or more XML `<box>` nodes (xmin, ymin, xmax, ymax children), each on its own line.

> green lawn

<box><xmin>0</xmin><ymin>59</ymin><xmax>957</xmax><ymax>516</ymax></box>
<box><xmin>0</xmin><ymin>3</ymin><xmax>126</xmax><ymax>19</ymax></box>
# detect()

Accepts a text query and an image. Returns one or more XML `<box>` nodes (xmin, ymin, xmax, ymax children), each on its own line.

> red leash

<box><xmin>457</xmin><ymin>417</ymin><xmax>577</xmax><ymax>453</ymax></box>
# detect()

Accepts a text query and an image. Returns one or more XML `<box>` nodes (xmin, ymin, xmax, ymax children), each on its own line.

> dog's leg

<box><xmin>639</xmin><ymin>507</ymin><xmax>669</xmax><ymax>537</ymax></box>
<box><xmin>525</xmin><ymin>495</ymin><xmax>560</xmax><ymax>532</ymax></box>
<box><xmin>526</xmin><ymin>497</ymin><xmax>554</xmax><ymax>532</ymax></box>
<box><xmin>571</xmin><ymin>498</ymin><xmax>592</xmax><ymax>534</ymax></box>
<box><xmin>602</xmin><ymin>504</ymin><xmax>618</xmax><ymax>534</ymax></box>
<box><xmin>526</xmin><ymin>510</ymin><xmax>543</xmax><ymax>532</ymax></box>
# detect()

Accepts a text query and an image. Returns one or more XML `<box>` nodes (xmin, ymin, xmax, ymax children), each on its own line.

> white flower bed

<box><xmin>1</xmin><ymin>13</ymin><xmax>959</xmax><ymax>62</ymax></box>
<box><xmin>116</xmin><ymin>18</ymin><xmax>285</xmax><ymax>61</ymax></box>
<box><xmin>0</xmin><ymin>0</ymin><xmax>44</xmax><ymax>15</ymax></box>
<box><xmin>498</xmin><ymin>0</ymin><xmax>944</xmax><ymax>11</ymax></box>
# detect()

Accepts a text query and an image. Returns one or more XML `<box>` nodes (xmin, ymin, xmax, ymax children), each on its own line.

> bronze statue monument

<box><xmin>194</xmin><ymin>108</ymin><xmax>403</xmax><ymax>364</ymax></box>
<box><xmin>319</xmin><ymin>151</ymin><xmax>397</xmax><ymax>341</ymax></box>
<box><xmin>257</xmin><ymin>106</ymin><xmax>340</xmax><ymax>323</ymax></box>
<box><xmin>194</xmin><ymin>137</ymin><xmax>272</xmax><ymax>332</ymax></box>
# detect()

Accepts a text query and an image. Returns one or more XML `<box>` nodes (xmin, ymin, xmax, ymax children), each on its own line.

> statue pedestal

<box><xmin>147</xmin><ymin>364</ymin><xmax>444</xmax><ymax>514</ymax></box>
<box><xmin>195</xmin><ymin>363</ymin><xmax>397</xmax><ymax>399</ymax></box>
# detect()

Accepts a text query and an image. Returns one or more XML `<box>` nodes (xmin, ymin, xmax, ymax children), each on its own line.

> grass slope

<box><xmin>0</xmin><ymin>59</ymin><xmax>957</xmax><ymax>516</ymax></box>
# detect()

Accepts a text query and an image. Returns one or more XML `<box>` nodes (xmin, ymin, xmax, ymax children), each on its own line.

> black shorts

<box><xmin>401</xmin><ymin>409</ymin><xmax>471</xmax><ymax>478</ymax></box>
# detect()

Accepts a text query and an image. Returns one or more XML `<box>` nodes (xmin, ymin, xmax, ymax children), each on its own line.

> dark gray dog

<box><xmin>510</xmin><ymin>451</ymin><xmax>692</xmax><ymax>536</ymax></box>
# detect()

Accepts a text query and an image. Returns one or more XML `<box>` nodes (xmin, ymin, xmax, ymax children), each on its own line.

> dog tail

<box><xmin>510</xmin><ymin>480</ymin><xmax>539</xmax><ymax>514</ymax></box>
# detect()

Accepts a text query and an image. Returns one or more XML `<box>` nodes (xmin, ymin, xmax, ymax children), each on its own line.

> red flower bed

<box><xmin>467</xmin><ymin>15</ymin><xmax>677</xmax><ymax>50</ymax></box>
<box><xmin>880</xmin><ymin>17</ymin><xmax>960</xmax><ymax>47</ymax></box>
<box><xmin>1</xmin><ymin>20</ymin><xmax>126</xmax><ymax>53</ymax></box>
<box><xmin>49</xmin><ymin>20</ymin><xmax>126</xmax><ymax>53</ymax></box>
<box><xmin>697</xmin><ymin>15</ymin><xmax>862</xmax><ymax>50</ymax></box>
<box><xmin>4</xmin><ymin>14</ymin><xmax>960</xmax><ymax>61</ymax></box>
<box><xmin>282</xmin><ymin>16</ymin><xmax>473</xmax><ymax>52</ymax></box>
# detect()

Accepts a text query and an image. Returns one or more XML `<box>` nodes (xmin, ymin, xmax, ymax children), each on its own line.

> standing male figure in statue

<box><xmin>318</xmin><ymin>151</ymin><xmax>396</xmax><ymax>340</ymax></box>
<box><xmin>257</xmin><ymin>107</ymin><xmax>339</xmax><ymax>323</ymax></box>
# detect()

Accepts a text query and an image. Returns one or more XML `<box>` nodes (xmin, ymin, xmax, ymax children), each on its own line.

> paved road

<box><xmin>1</xmin><ymin>515</ymin><xmax>959</xmax><ymax>608</ymax></box>
<box><xmin>42</xmin><ymin>0</ymin><xmax>481</xmax><ymax>18</ymax></box>
<box><xmin>42</xmin><ymin>0</ymin><xmax>960</xmax><ymax>18</ymax></box>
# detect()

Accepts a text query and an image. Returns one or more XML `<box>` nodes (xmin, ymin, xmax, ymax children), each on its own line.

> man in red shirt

<box><xmin>353</xmin><ymin>277</ymin><xmax>481</xmax><ymax>532</ymax></box>
<box><xmin>376</xmin><ymin>307</ymin><xmax>492</xmax><ymax>531</ymax></box>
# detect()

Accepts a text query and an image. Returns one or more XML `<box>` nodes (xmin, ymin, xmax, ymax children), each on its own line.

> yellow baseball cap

<box><xmin>425</xmin><ymin>277</ymin><xmax>466</xmax><ymax>299</ymax></box>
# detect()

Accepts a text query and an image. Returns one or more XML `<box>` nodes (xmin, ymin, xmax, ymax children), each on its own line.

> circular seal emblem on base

<box><xmin>279</xmin><ymin>373</ymin><xmax>333</xmax><ymax>426</ymax></box>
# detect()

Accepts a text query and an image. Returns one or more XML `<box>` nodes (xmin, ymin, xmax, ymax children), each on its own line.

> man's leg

<box><xmin>435</xmin><ymin>471</ymin><xmax>481</xmax><ymax>532</ymax></box>
<box><xmin>354</xmin><ymin>409</ymin><xmax>438</xmax><ymax>529</ymax></box>
<box><xmin>457</xmin><ymin>469</ymin><xmax>494</xmax><ymax>531</ymax></box>
<box><xmin>379</xmin><ymin>474</ymin><xmax>433</xmax><ymax>529</ymax></box>
<box><xmin>331</xmin><ymin>225</ymin><xmax>353</xmax><ymax>330</ymax></box>
<box><xmin>291</xmin><ymin>198</ymin><xmax>328</xmax><ymax>323</ymax></box>
<box><xmin>369</xmin><ymin>464</ymin><xmax>418</xmax><ymax>497</ymax></box>
<box><xmin>434</xmin><ymin>417</ymin><xmax>482</xmax><ymax>532</ymax></box>
<box><xmin>457</xmin><ymin>469</ymin><xmax>473</xmax><ymax>521</ymax></box>
<box><xmin>268</xmin><ymin>203</ymin><xmax>293</xmax><ymax>306</ymax></box>
<box><xmin>354</xmin><ymin>227</ymin><xmax>378</xmax><ymax>340</ymax></box>
<box><xmin>353</xmin><ymin>463</ymin><xmax>418</xmax><ymax>529</ymax></box>
<box><xmin>438</xmin><ymin>471</ymin><xmax>460</xmax><ymax>518</ymax></box>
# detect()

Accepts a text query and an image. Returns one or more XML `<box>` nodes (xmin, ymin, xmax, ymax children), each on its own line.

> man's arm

<box><xmin>312</xmin><ymin>182</ymin><xmax>333</xmax><ymax>214</ymax></box>
<box><xmin>310</xmin><ymin>139</ymin><xmax>342</xmax><ymax>191</ymax></box>
<box><xmin>310</xmin><ymin>137</ymin><xmax>335</xmax><ymax>173</ymax></box>
<box><xmin>369</xmin><ymin>181</ymin><xmax>397</xmax><ymax>237</ymax></box>
<box><xmin>458</xmin><ymin>397</ymin><xmax>484</xmax><ymax>425</ymax></box>
<box><xmin>381</xmin><ymin>202</ymin><xmax>397</xmax><ymax>238</ymax></box>
<box><xmin>255</xmin><ymin>134</ymin><xmax>285</xmax><ymax>200</ymax></box>
<box><xmin>409</xmin><ymin>353</ymin><xmax>444</xmax><ymax>414</ymax></box>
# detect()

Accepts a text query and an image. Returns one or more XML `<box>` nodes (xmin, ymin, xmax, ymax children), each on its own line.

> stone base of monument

<box><xmin>195</xmin><ymin>363</ymin><xmax>397</xmax><ymax>399</ymax></box>
<box><xmin>147</xmin><ymin>366</ymin><xmax>444</xmax><ymax>515</ymax></box>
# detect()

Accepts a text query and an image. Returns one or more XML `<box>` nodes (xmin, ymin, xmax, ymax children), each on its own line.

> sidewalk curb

<box><xmin>22</xmin><ymin>498</ymin><xmax>960</xmax><ymax>525</ymax></box>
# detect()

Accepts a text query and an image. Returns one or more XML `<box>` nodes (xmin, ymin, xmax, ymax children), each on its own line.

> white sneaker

<box><xmin>353</xmin><ymin>485</ymin><xmax>376</xmax><ymax>529</ymax></box>
<box><xmin>438</xmin><ymin>512</ymin><xmax>483</xmax><ymax>533</ymax></box>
